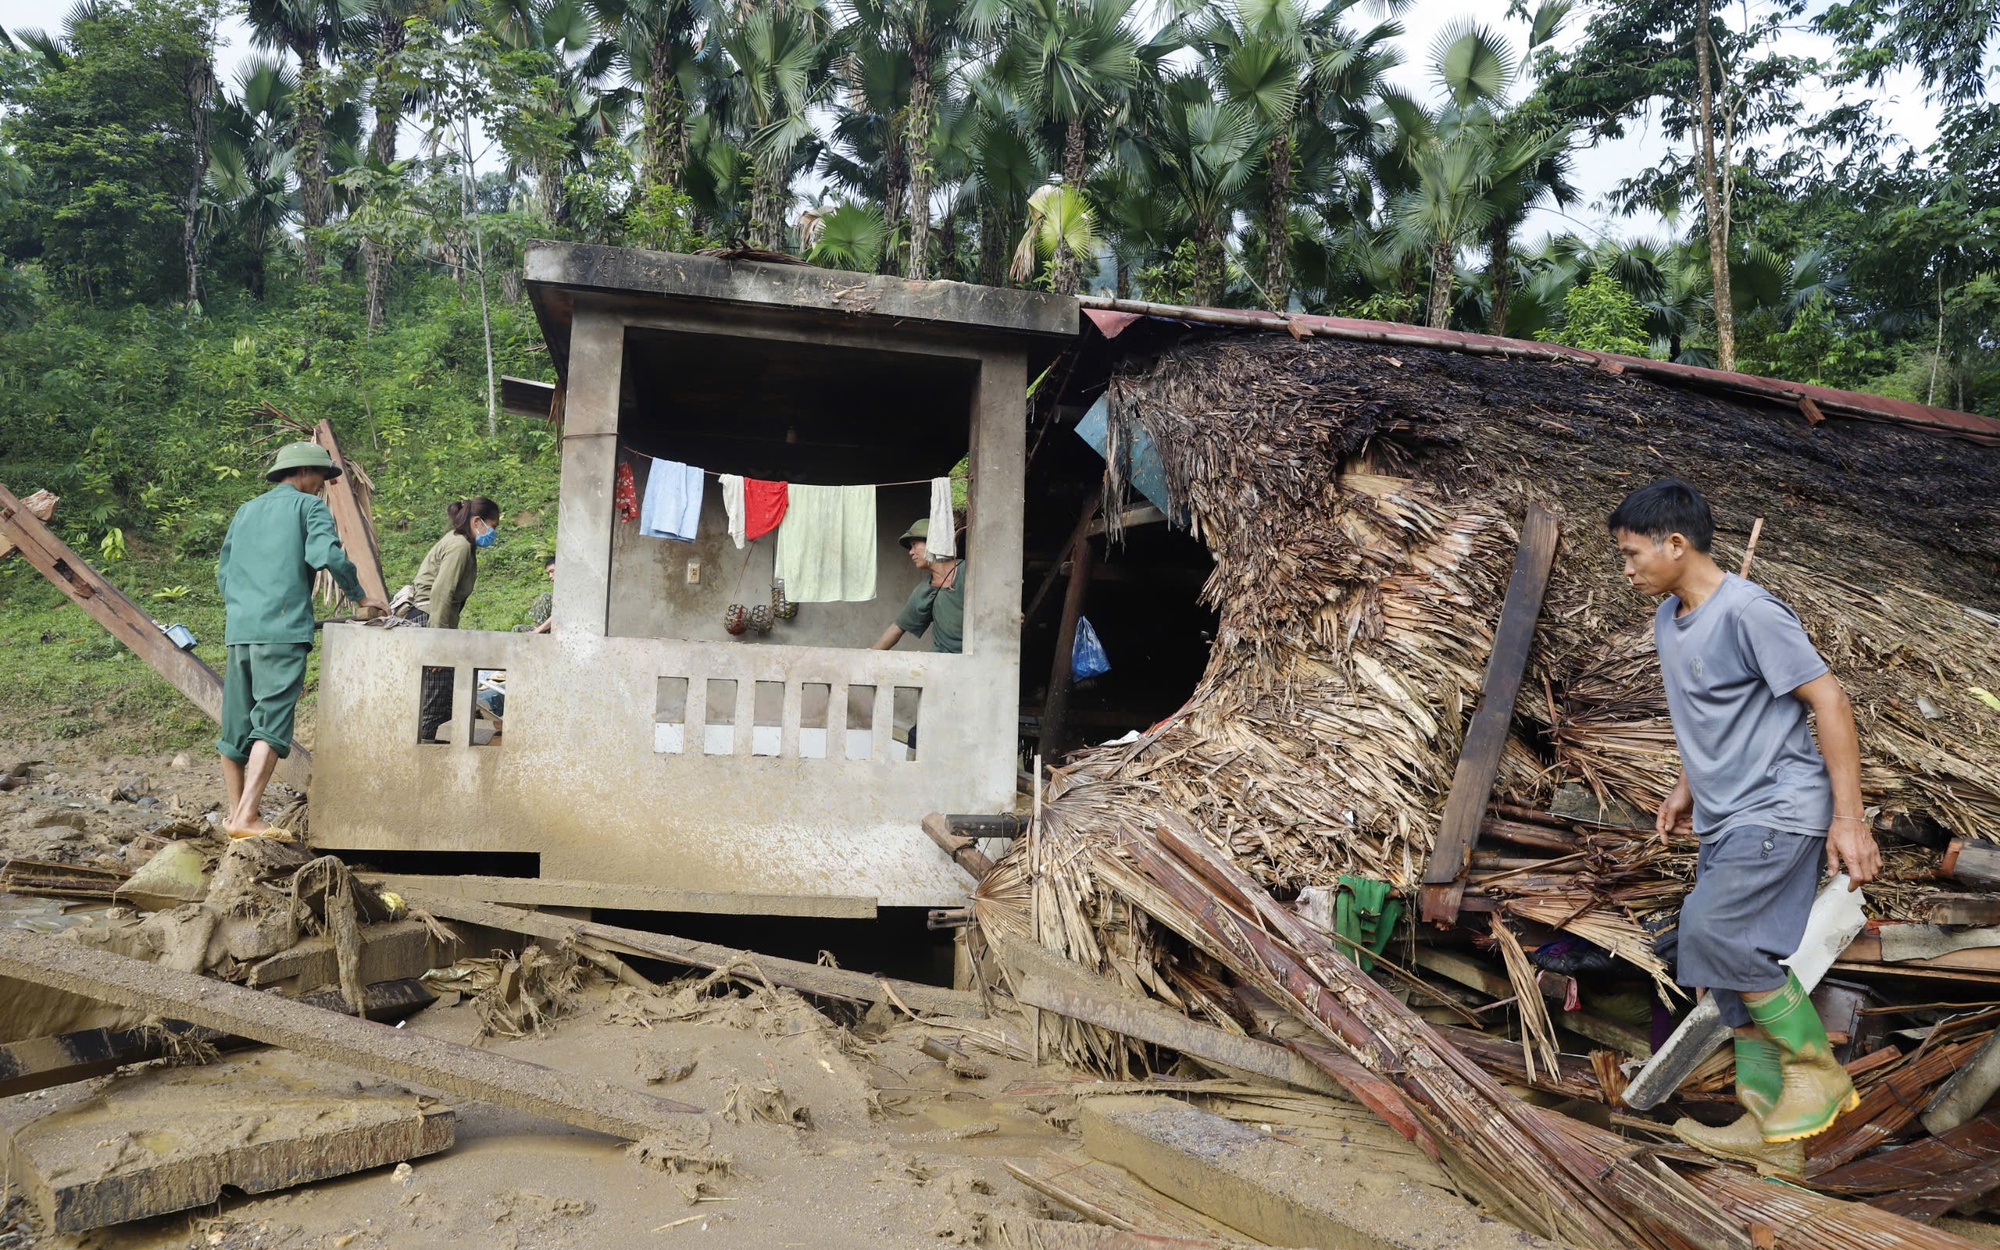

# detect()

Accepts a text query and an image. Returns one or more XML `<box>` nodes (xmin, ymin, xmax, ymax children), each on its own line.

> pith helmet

<box><xmin>265</xmin><ymin>441</ymin><xmax>341</xmax><ymax>482</ymax></box>
<box><xmin>898</xmin><ymin>518</ymin><xmax>929</xmax><ymax>549</ymax></box>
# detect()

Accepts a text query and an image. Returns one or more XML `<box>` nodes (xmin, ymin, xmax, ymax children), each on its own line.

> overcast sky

<box><xmin>0</xmin><ymin>0</ymin><xmax>1947</xmax><ymax>249</ymax></box>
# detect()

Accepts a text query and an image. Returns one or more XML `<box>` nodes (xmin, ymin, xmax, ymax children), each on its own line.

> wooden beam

<box><xmin>311</xmin><ymin>420</ymin><xmax>389</xmax><ymax>604</ymax></box>
<box><xmin>1412</xmin><ymin>947</ymin><xmax>1650</xmax><ymax>1058</ymax></box>
<box><xmin>398</xmin><ymin>890</ymin><xmax>985</xmax><ymax>1018</ymax></box>
<box><xmin>1084</xmin><ymin>504</ymin><xmax>1168</xmax><ymax>537</ymax></box>
<box><xmin>1026</xmin><ymin>489</ymin><xmax>1104</xmax><ymax>625</ymax></box>
<box><xmin>922</xmin><ymin>812</ymin><xmax>997</xmax><ymax>880</ymax></box>
<box><xmin>0</xmin><ymin>488</ymin><xmax>55</xmax><ymax>560</ymax></box>
<box><xmin>1420</xmin><ymin>504</ymin><xmax>1561</xmax><ymax>922</ymax></box>
<box><xmin>1941</xmin><ymin>839</ymin><xmax>2000</xmax><ymax>889</ymax></box>
<box><xmin>0</xmin><ymin>929</ymin><xmax>701</xmax><ymax>1138</ymax></box>
<box><xmin>0</xmin><ymin>480</ymin><xmax>310</xmax><ymax>788</ymax></box>
<box><xmin>1917</xmin><ymin>894</ymin><xmax>2000</xmax><ymax>927</ymax></box>
<box><xmin>1040</xmin><ymin>503</ymin><xmax>1099</xmax><ymax>762</ymax></box>
<box><xmin>354</xmin><ymin>873</ymin><xmax>876</xmax><ymax>918</ymax></box>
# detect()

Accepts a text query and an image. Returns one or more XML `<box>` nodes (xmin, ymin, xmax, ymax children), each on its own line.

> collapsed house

<box><xmin>6</xmin><ymin>247</ymin><xmax>2000</xmax><ymax>1244</ymax></box>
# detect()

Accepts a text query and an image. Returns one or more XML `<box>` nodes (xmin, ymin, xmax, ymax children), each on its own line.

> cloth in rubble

<box><xmin>216</xmin><ymin>484</ymin><xmax>366</xmax><ymax>644</ymax></box>
<box><xmin>717</xmin><ymin>476</ymin><xmax>788</xmax><ymax>548</ymax></box>
<box><xmin>639</xmin><ymin>458</ymin><xmax>705</xmax><ymax>542</ymax></box>
<box><xmin>1654</xmin><ymin>574</ymin><xmax>1834</xmax><ymax>839</ymax></box>
<box><xmin>774</xmin><ymin>484</ymin><xmax>877</xmax><ymax>602</ymax></box>
<box><xmin>614</xmin><ymin>461</ymin><xmax>640</xmax><ymax>522</ymax></box>
<box><xmin>1675</xmin><ymin>823</ymin><xmax>1823</xmax><ymax>1028</ymax></box>
<box><xmin>927</xmin><ymin>476</ymin><xmax>956</xmax><ymax>558</ymax></box>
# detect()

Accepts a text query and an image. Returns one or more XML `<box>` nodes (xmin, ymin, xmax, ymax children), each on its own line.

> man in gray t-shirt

<box><xmin>1608</xmin><ymin>478</ymin><xmax>1879</xmax><ymax>1173</ymax></box>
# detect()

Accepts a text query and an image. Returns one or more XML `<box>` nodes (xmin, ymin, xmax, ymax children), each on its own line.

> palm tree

<box><xmin>207</xmin><ymin>58</ymin><xmax>298</xmax><ymax>299</ymax></box>
<box><xmin>247</xmin><ymin>0</ymin><xmax>371</xmax><ymax>285</ymax></box>
<box><xmin>801</xmin><ymin>200</ymin><xmax>890</xmax><ymax>269</ymax></box>
<box><xmin>959</xmin><ymin>72</ymin><xmax>1045</xmax><ymax>286</ymax></box>
<box><xmin>848</xmin><ymin>0</ymin><xmax>968</xmax><ymax>278</ymax></box>
<box><xmin>491</xmin><ymin>0</ymin><xmax>630</xmax><ymax>227</ymax></box>
<box><xmin>1127</xmin><ymin>75</ymin><xmax>1266</xmax><ymax>304</ymax></box>
<box><xmin>986</xmin><ymin>0</ymin><xmax>1141</xmax><ymax>294</ymax></box>
<box><xmin>1182</xmin><ymin>0</ymin><xmax>1398</xmax><ymax>310</ymax></box>
<box><xmin>716</xmin><ymin>0</ymin><xmax>836</xmax><ymax>250</ymax></box>
<box><xmin>593</xmin><ymin>0</ymin><xmax>711</xmax><ymax>203</ymax></box>
<box><xmin>825</xmin><ymin>33</ymin><xmax>913</xmax><ymax>268</ymax></box>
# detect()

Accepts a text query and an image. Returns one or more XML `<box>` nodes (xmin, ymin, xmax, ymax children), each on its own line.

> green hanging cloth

<box><xmin>1334</xmin><ymin>875</ymin><xmax>1402</xmax><ymax>973</ymax></box>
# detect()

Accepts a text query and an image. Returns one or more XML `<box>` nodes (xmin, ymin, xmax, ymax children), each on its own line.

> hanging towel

<box><xmin>744</xmin><ymin>479</ymin><xmax>788</xmax><ymax>542</ymax></box>
<box><xmin>719</xmin><ymin>474</ymin><xmax>749</xmax><ymax>547</ymax></box>
<box><xmin>928</xmin><ymin>476</ymin><xmax>956</xmax><ymax>558</ymax></box>
<box><xmin>774</xmin><ymin>484</ymin><xmax>877</xmax><ymax>602</ymax></box>
<box><xmin>639</xmin><ymin>458</ymin><xmax>704</xmax><ymax>542</ymax></box>
<box><xmin>613</xmin><ymin>461</ymin><xmax>640</xmax><ymax>522</ymax></box>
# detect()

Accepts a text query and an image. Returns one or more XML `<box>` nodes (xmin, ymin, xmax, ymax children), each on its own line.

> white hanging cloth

<box><xmin>719</xmin><ymin>474</ymin><xmax>748</xmax><ymax>548</ymax></box>
<box><xmin>928</xmin><ymin>476</ymin><xmax>956</xmax><ymax>558</ymax></box>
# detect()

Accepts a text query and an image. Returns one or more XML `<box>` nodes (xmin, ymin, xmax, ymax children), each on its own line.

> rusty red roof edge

<box><xmin>1079</xmin><ymin>299</ymin><xmax>2000</xmax><ymax>445</ymax></box>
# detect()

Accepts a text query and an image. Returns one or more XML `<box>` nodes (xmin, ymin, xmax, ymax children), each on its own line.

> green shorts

<box><xmin>216</xmin><ymin>643</ymin><xmax>310</xmax><ymax>764</ymax></box>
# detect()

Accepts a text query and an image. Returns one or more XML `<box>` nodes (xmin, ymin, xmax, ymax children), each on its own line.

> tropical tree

<box><xmin>849</xmin><ymin>0</ymin><xmax>968</xmax><ymax>278</ymax></box>
<box><xmin>1127</xmin><ymin>75</ymin><xmax>1266</xmax><ymax>304</ymax></box>
<box><xmin>985</xmin><ymin>0</ymin><xmax>1141</xmax><ymax>293</ymax></box>
<box><xmin>1181</xmin><ymin>0</ymin><xmax>1399</xmax><ymax>310</ymax></box>
<box><xmin>825</xmin><ymin>31</ymin><xmax>913</xmax><ymax>266</ymax></box>
<box><xmin>800</xmin><ymin>199</ymin><xmax>889</xmax><ymax>269</ymax></box>
<box><xmin>716</xmin><ymin>0</ymin><xmax>837</xmax><ymax>250</ymax></box>
<box><xmin>247</xmin><ymin>0</ymin><xmax>371</xmax><ymax>285</ymax></box>
<box><xmin>959</xmin><ymin>73</ymin><xmax>1046</xmax><ymax>286</ymax></box>
<box><xmin>593</xmin><ymin>0</ymin><xmax>710</xmax><ymax>203</ymax></box>
<box><xmin>207</xmin><ymin>57</ymin><xmax>297</xmax><ymax>298</ymax></box>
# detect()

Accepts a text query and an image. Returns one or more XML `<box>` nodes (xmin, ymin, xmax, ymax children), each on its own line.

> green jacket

<box><xmin>895</xmin><ymin>562</ymin><xmax>965</xmax><ymax>654</ymax></box>
<box><xmin>413</xmin><ymin>532</ymin><xmax>479</xmax><ymax>629</ymax></box>
<box><xmin>217</xmin><ymin>485</ymin><xmax>365</xmax><ymax>645</ymax></box>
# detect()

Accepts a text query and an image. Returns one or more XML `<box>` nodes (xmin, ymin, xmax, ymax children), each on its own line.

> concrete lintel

<box><xmin>245</xmin><ymin>918</ymin><xmax>451</xmax><ymax>992</ymax></box>
<box><xmin>524</xmin><ymin>242</ymin><xmax>1078</xmax><ymax>340</ymax></box>
<box><xmin>358</xmin><ymin>873</ymin><xmax>877</xmax><ymax>919</ymax></box>
<box><xmin>1079</xmin><ymin>1096</ymin><xmax>1564</xmax><ymax>1250</ymax></box>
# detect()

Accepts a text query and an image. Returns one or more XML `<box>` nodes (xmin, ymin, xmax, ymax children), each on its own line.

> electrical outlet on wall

<box><xmin>686</xmin><ymin>558</ymin><xmax>701</xmax><ymax>585</ymax></box>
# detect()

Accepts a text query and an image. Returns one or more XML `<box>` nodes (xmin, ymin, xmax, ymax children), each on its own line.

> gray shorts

<box><xmin>1675</xmin><ymin>825</ymin><xmax>1824</xmax><ymax>1028</ymax></box>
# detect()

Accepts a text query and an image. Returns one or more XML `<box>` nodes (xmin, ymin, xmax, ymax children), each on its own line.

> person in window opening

<box><xmin>513</xmin><ymin>558</ymin><xmax>555</xmax><ymax>634</ymax></box>
<box><xmin>408</xmin><ymin>496</ymin><xmax>501</xmax><ymax>741</ymax></box>
<box><xmin>215</xmin><ymin>441</ymin><xmax>388</xmax><ymax>839</ymax></box>
<box><xmin>1607</xmin><ymin>478</ymin><xmax>1878</xmax><ymax>1179</ymax></box>
<box><xmin>872</xmin><ymin>518</ymin><xmax>963</xmax><ymax>655</ymax></box>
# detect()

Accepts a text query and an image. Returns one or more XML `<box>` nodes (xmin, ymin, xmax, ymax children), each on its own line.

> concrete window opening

<box><xmin>894</xmin><ymin>686</ymin><xmax>923</xmax><ymax>761</ymax></box>
<box><xmin>702</xmin><ymin>678</ymin><xmax>739</xmax><ymax>755</ymax></box>
<box><xmin>472</xmin><ymin>669</ymin><xmax>506</xmax><ymax>745</ymax></box>
<box><xmin>752</xmin><ymin>680</ymin><xmax>784</xmax><ymax>756</ymax></box>
<box><xmin>654</xmin><ymin>676</ymin><xmax>690</xmax><ymax>754</ymax></box>
<box><xmin>417</xmin><ymin>667</ymin><xmax>455</xmax><ymax>744</ymax></box>
<box><xmin>845</xmin><ymin>685</ymin><xmax>875</xmax><ymax>761</ymax></box>
<box><xmin>798</xmin><ymin>683</ymin><xmax>831</xmax><ymax>758</ymax></box>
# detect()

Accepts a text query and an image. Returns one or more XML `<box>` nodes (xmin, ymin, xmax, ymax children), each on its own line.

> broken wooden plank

<box><xmin>1006</xmin><ymin>1147</ymin><xmax>1247</xmax><ymax>1239</ymax></box>
<box><xmin>0</xmin><ymin>929</ymin><xmax>701</xmax><ymax>1137</ymax></box>
<box><xmin>1411</xmin><ymin>946</ymin><xmax>1651</xmax><ymax>1058</ymax></box>
<box><xmin>0</xmin><ymin>488</ymin><xmax>55</xmax><ymax>560</ymax></box>
<box><xmin>1808</xmin><ymin>1036</ymin><xmax>1987</xmax><ymax>1175</ymax></box>
<box><xmin>398</xmin><ymin>889</ymin><xmax>983</xmax><ymax>1018</ymax></box>
<box><xmin>0</xmin><ymin>979</ymin><xmax>436</xmax><ymax>1097</ymax></box>
<box><xmin>923</xmin><ymin>811</ymin><xmax>998</xmax><ymax>880</ymax></box>
<box><xmin>1041</xmin><ymin>496</ymin><xmax>1099</xmax><ymax>761</ymax></box>
<box><xmin>1287</xmin><ymin>1039</ymin><xmax>1440</xmax><ymax>1159</ymax></box>
<box><xmin>1874</xmin><ymin>1158</ymin><xmax>2000</xmax><ymax>1225</ymax></box>
<box><xmin>944</xmin><ymin>813</ymin><xmax>1029</xmax><ymax>839</ymax></box>
<box><xmin>1941</xmin><ymin>839</ymin><xmax>2000</xmax><ymax>889</ymax></box>
<box><xmin>1917</xmin><ymin>894</ymin><xmax>2000</xmax><ymax>927</ymax></box>
<box><xmin>1838</xmin><ymin>934</ymin><xmax>2000</xmax><ymax>976</ymax></box>
<box><xmin>3</xmin><ymin>1049</ymin><xmax>455</xmax><ymax>1233</ymax></box>
<box><xmin>1816</xmin><ymin>1108</ymin><xmax>2000</xmax><ymax>1196</ymax></box>
<box><xmin>1420</xmin><ymin>504</ymin><xmax>1560</xmax><ymax>922</ymax></box>
<box><xmin>0</xmin><ymin>480</ymin><xmax>311</xmax><ymax>789</ymax></box>
<box><xmin>246</xmin><ymin>918</ymin><xmax>452</xmax><ymax>992</ymax></box>
<box><xmin>981</xmin><ymin>1218</ymin><xmax>1277</xmax><ymax>1250</ymax></box>
<box><xmin>357</xmin><ymin>872</ymin><xmax>876</xmax><ymax>918</ymax></box>
<box><xmin>311</xmin><ymin>419</ymin><xmax>389</xmax><ymax>605</ymax></box>
<box><xmin>1924</xmin><ymin>1027</ymin><xmax>2000</xmax><ymax>1135</ymax></box>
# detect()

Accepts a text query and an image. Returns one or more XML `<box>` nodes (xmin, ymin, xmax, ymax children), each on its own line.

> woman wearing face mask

<box><xmin>409</xmin><ymin>496</ymin><xmax>501</xmax><ymax>630</ymax></box>
<box><xmin>409</xmin><ymin>497</ymin><xmax>500</xmax><ymax>742</ymax></box>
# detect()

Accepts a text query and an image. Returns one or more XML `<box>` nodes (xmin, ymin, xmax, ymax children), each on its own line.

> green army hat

<box><xmin>898</xmin><ymin>518</ymin><xmax>929</xmax><ymax>549</ymax></box>
<box><xmin>265</xmin><ymin>441</ymin><xmax>341</xmax><ymax>482</ymax></box>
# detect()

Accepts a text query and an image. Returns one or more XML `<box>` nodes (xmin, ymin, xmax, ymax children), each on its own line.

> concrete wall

<box><xmin>310</xmin><ymin>281</ymin><xmax>1037</xmax><ymax>912</ymax></box>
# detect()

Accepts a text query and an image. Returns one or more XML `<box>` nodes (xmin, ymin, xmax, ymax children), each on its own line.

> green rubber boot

<box><xmin>1748</xmin><ymin>973</ymin><xmax>1859</xmax><ymax>1143</ymax></box>
<box><xmin>1671</xmin><ymin>1035</ymin><xmax>1803</xmax><ymax>1176</ymax></box>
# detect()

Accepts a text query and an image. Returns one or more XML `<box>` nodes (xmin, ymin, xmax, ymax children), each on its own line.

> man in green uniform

<box><xmin>872</xmin><ymin>518</ymin><xmax>963</xmax><ymax>654</ymax></box>
<box><xmin>215</xmin><ymin>442</ymin><xmax>387</xmax><ymax>838</ymax></box>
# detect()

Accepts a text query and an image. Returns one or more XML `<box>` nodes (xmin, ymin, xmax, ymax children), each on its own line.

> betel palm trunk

<box><xmin>642</xmin><ymin>29</ymin><xmax>690</xmax><ymax>200</ymax></box>
<box><xmin>1193</xmin><ymin>217</ymin><xmax>1224</xmax><ymax>307</ymax></box>
<box><xmin>1262</xmin><ymin>128</ymin><xmax>1291</xmax><ymax>311</ymax></box>
<box><xmin>1051</xmin><ymin>118</ymin><xmax>1086</xmax><ymax>295</ymax></box>
<box><xmin>363</xmin><ymin>18</ymin><xmax>405</xmax><ymax>330</ymax></box>
<box><xmin>1487</xmin><ymin>221</ymin><xmax>1511</xmax><ymax>335</ymax></box>
<box><xmin>904</xmin><ymin>34</ymin><xmax>937</xmax><ymax>280</ymax></box>
<box><xmin>1426</xmin><ymin>236</ymin><xmax>1453</xmax><ymax>329</ymax></box>
<box><xmin>296</xmin><ymin>43</ymin><xmax>327</xmax><ymax>284</ymax></box>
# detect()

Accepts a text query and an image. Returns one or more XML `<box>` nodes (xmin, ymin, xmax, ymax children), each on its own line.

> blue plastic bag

<box><xmin>1071</xmin><ymin>616</ymin><xmax>1111</xmax><ymax>680</ymax></box>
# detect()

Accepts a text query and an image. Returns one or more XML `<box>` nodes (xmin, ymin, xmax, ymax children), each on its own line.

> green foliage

<box><xmin>1536</xmin><ymin>277</ymin><xmax>1653</xmax><ymax>357</ymax></box>
<box><xmin>1136</xmin><ymin>238</ymin><xmax>1201</xmax><ymax>304</ymax></box>
<box><xmin>1736</xmin><ymin>294</ymin><xmax>1894</xmax><ymax>391</ymax></box>
<box><xmin>0</xmin><ymin>0</ymin><xmax>219</xmax><ymax>302</ymax></box>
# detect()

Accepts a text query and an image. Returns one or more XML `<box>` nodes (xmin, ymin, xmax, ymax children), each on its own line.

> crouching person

<box><xmin>1608</xmin><ymin>478</ymin><xmax>1879</xmax><ymax>1176</ymax></box>
<box><xmin>216</xmin><ymin>441</ymin><xmax>387</xmax><ymax>839</ymax></box>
